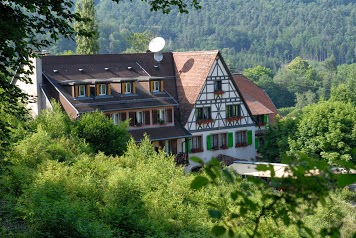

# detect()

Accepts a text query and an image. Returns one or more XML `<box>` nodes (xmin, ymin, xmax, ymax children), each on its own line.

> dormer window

<box><xmin>150</xmin><ymin>80</ymin><xmax>164</xmax><ymax>93</ymax></box>
<box><xmin>125</xmin><ymin>83</ymin><xmax>131</xmax><ymax>94</ymax></box>
<box><xmin>99</xmin><ymin>84</ymin><xmax>107</xmax><ymax>95</ymax></box>
<box><xmin>78</xmin><ymin>85</ymin><xmax>86</xmax><ymax>97</ymax></box>
<box><xmin>122</xmin><ymin>82</ymin><xmax>136</xmax><ymax>94</ymax></box>
<box><xmin>153</xmin><ymin>81</ymin><xmax>160</xmax><ymax>92</ymax></box>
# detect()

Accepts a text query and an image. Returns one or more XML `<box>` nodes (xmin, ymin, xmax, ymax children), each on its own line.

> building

<box><xmin>18</xmin><ymin>50</ymin><xmax>277</xmax><ymax>166</ymax></box>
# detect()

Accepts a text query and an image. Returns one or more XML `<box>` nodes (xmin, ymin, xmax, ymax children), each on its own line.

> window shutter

<box><xmin>107</xmin><ymin>84</ymin><xmax>111</xmax><ymax>95</ymax></box>
<box><xmin>255</xmin><ymin>138</ymin><xmax>259</xmax><ymax>149</ymax></box>
<box><xmin>144</xmin><ymin>111</ymin><xmax>150</xmax><ymax>125</ymax></box>
<box><xmin>86</xmin><ymin>85</ymin><xmax>90</xmax><ymax>97</ymax></box>
<box><xmin>96</xmin><ymin>84</ymin><xmax>100</xmax><ymax>96</ymax></box>
<box><xmin>129</xmin><ymin>112</ymin><xmax>135</xmax><ymax>127</ymax></box>
<box><xmin>228</xmin><ymin>132</ymin><xmax>233</xmax><ymax>148</ymax></box>
<box><xmin>247</xmin><ymin>130</ymin><xmax>253</xmax><ymax>145</ymax></box>
<box><xmin>121</xmin><ymin>83</ymin><xmax>124</xmax><ymax>94</ymax></box>
<box><xmin>152</xmin><ymin>110</ymin><xmax>158</xmax><ymax>124</ymax></box>
<box><xmin>263</xmin><ymin>115</ymin><xmax>268</xmax><ymax>124</ymax></box>
<box><xmin>167</xmin><ymin>108</ymin><xmax>173</xmax><ymax>122</ymax></box>
<box><xmin>74</xmin><ymin>85</ymin><xmax>79</xmax><ymax>97</ymax></box>
<box><xmin>187</xmin><ymin>138</ymin><xmax>191</xmax><ymax>153</ymax></box>
<box><xmin>206</xmin><ymin>135</ymin><xmax>211</xmax><ymax>150</ymax></box>
<box><xmin>132</xmin><ymin>82</ymin><xmax>136</xmax><ymax>93</ymax></box>
<box><xmin>150</xmin><ymin>81</ymin><xmax>153</xmax><ymax>92</ymax></box>
<box><xmin>160</xmin><ymin>80</ymin><xmax>164</xmax><ymax>91</ymax></box>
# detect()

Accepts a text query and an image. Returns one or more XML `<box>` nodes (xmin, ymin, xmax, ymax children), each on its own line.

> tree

<box><xmin>243</xmin><ymin>66</ymin><xmax>273</xmax><ymax>83</ymax></box>
<box><xmin>273</xmin><ymin>57</ymin><xmax>322</xmax><ymax>107</ymax></box>
<box><xmin>295</xmin><ymin>90</ymin><xmax>317</xmax><ymax>109</ymax></box>
<box><xmin>75</xmin><ymin>112</ymin><xmax>130</xmax><ymax>156</ymax></box>
<box><xmin>74</xmin><ymin>0</ymin><xmax>100</xmax><ymax>54</ymax></box>
<box><xmin>260</xmin><ymin>117</ymin><xmax>299</xmax><ymax>162</ymax></box>
<box><xmin>124</xmin><ymin>30</ymin><xmax>155</xmax><ymax>53</ymax></box>
<box><xmin>289</xmin><ymin>101</ymin><xmax>356</xmax><ymax>166</ymax></box>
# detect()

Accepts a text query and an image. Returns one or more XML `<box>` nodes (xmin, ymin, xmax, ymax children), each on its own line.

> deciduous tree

<box><xmin>74</xmin><ymin>0</ymin><xmax>100</xmax><ymax>54</ymax></box>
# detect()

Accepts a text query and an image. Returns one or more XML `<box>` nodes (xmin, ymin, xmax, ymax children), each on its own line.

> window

<box><xmin>150</xmin><ymin>80</ymin><xmax>163</xmax><ymax>93</ymax></box>
<box><xmin>196</xmin><ymin>107</ymin><xmax>211</xmax><ymax>120</ymax></box>
<box><xmin>211</xmin><ymin>134</ymin><xmax>219</xmax><ymax>149</ymax></box>
<box><xmin>135</xmin><ymin>111</ymin><xmax>143</xmax><ymax>125</ymax></box>
<box><xmin>191</xmin><ymin>136</ymin><xmax>202</xmax><ymax>149</ymax></box>
<box><xmin>110</xmin><ymin>112</ymin><xmax>127</xmax><ymax>125</ymax></box>
<box><xmin>210</xmin><ymin>133</ymin><xmax>227</xmax><ymax>149</ymax></box>
<box><xmin>207</xmin><ymin>133</ymin><xmax>232</xmax><ymax>150</ymax></box>
<box><xmin>226</xmin><ymin>104</ymin><xmax>241</xmax><ymax>117</ymax></box>
<box><xmin>254</xmin><ymin>115</ymin><xmax>268</xmax><ymax>126</ymax></box>
<box><xmin>125</xmin><ymin>82</ymin><xmax>132</xmax><ymax>94</ymax></box>
<box><xmin>99</xmin><ymin>84</ymin><xmax>107</xmax><ymax>95</ymax></box>
<box><xmin>153</xmin><ymin>81</ymin><xmax>160</xmax><ymax>92</ymax></box>
<box><xmin>214</xmin><ymin>80</ymin><xmax>222</xmax><ymax>91</ymax></box>
<box><xmin>78</xmin><ymin>85</ymin><xmax>86</xmax><ymax>97</ymax></box>
<box><xmin>236</xmin><ymin>131</ymin><xmax>247</xmax><ymax>144</ymax></box>
<box><xmin>153</xmin><ymin>109</ymin><xmax>165</xmax><ymax>124</ymax></box>
<box><xmin>219</xmin><ymin>133</ymin><xmax>227</xmax><ymax>147</ymax></box>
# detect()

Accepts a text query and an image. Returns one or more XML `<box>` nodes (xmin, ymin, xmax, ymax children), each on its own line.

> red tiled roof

<box><xmin>173</xmin><ymin>50</ymin><xmax>219</xmax><ymax>125</ymax></box>
<box><xmin>232</xmin><ymin>74</ymin><xmax>278</xmax><ymax>123</ymax></box>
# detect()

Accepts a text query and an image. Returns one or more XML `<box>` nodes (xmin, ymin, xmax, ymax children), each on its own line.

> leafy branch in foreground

<box><xmin>190</xmin><ymin>155</ymin><xmax>356</xmax><ymax>237</ymax></box>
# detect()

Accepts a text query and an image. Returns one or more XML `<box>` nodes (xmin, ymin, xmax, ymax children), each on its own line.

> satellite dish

<box><xmin>154</xmin><ymin>52</ymin><xmax>163</xmax><ymax>62</ymax></box>
<box><xmin>149</xmin><ymin>37</ymin><xmax>165</xmax><ymax>53</ymax></box>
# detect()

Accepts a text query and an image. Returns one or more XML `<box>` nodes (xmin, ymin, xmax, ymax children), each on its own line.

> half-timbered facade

<box><xmin>173</xmin><ymin>51</ymin><xmax>258</xmax><ymax>169</ymax></box>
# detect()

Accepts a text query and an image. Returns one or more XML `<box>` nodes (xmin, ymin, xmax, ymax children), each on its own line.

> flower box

<box><xmin>197</xmin><ymin>119</ymin><xmax>214</xmax><ymax>125</ymax></box>
<box><xmin>235</xmin><ymin>142</ymin><xmax>248</xmax><ymax>148</ymax></box>
<box><xmin>220</xmin><ymin>145</ymin><xmax>228</xmax><ymax>149</ymax></box>
<box><xmin>214</xmin><ymin>90</ymin><xmax>225</xmax><ymax>95</ymax></box>
<box><xmin>211</xmin><ymin>146</ymin><xmax>219</xmax><ymax>151</ymax></box>
<box><xmin>226</xmin><ymin>116</ymin><xmax>244</xmax><ymax>122</ymax></box>
<box><xmin>190</xmin><ymin>148</ymin><xmax>204</xmax><ymax>153</ymax></box>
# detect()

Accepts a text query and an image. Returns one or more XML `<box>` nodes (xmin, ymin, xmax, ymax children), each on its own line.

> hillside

<box><xmin>50</xmin><ymin>0</ymin><xmax>356</xmax><ymax>72</ymax></box>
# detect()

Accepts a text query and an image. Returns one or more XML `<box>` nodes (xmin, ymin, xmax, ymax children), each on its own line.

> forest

<box><xmin>50</xmin><ymin>0</ymin><xmax>356</xmax><ymax>72</ymax></box>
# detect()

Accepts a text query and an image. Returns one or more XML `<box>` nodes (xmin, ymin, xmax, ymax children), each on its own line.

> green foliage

<box><xmin>191</xmin><ymin>155</ymin><xmax>356</xmax><ymax>237</ymax></box>
<box><xmin>75</xmin><ymin>111</ymin><xmax>130</xmax><ymax>156</ymax></box>
<box><xmin>261</xmin><ymin>117</ymin><xmax>299</xmax><ymax>162</ymax></box>
<box><xmin>125</xmin><ymin>30</ymin><xmax>155</xmax><ymax>53</ymax></box>
<box><xmin>75</xmin><ymin>0</ymin><xmax>100</xmax><ymax>54</ymax></box>
<box><xmin>289</xmin><ymin>101</ymin><xmax>356</xmax><ymax>166</ymax></box>
<box><xmin>73</xmin><ymin>0</ymin><xmax>356</xmax><ymax>69</ymax></box>
<box><xmin>2</xmin><ymin>134</ymin><xmax>223</xmax><ymax>237</ymax></box>
<box><xmin>243</xmin><ymin>66</ymin><xmax>273</xmax><ymax>83</ymax></box>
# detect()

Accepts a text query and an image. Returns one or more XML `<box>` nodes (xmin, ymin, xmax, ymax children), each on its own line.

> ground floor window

<box><xmin>210</xmin><ymin>133</ymin><xmax>228</xmax><ymax>150</ymax></box>
<box><xmin>190</xmin><ymin>136</ymin><xmax>203</xmax><ymax>153</ymax></box>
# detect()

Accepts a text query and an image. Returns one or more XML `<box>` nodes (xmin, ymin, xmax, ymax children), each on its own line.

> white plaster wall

<box><xmin>16</xmin><ymin>57</ymin><xmax>43</xmax><ymax>117</ymax></box>
<box><xmin>186</xmin><ymin>126</ymin><xmax>257</xmax><ymax>171</ymax></box>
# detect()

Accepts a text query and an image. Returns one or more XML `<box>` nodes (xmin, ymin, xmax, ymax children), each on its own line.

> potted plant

<box><xmin>158</xmin><ymin>119</ymin><xmax>165</xmax><ymax>125</ymax></box>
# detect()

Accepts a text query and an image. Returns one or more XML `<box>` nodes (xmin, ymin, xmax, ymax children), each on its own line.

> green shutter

<box><xmin>228</xmin><ymin>132</ymin><xmax>233</xmax><ymax>148</ymax></box>
<box><xmin>187</xmin><ymin>138</ymin><xmax>191</xmax><ymax>153</ymax></box>
<box><xmin>247</xmin><ymin>130</ymin><xmax>253</xmax><ymax>145</ymax></box>
<box><xmin>263</xmin><ymin>115</ymin><xmax>268</xmax><ymax>124</ymax></box>
<box><xmin>255</xmin><ymin>138</ymin><xmax>259</xmax><ymax>149</ymax></box>
<box><xmin>206</xmin><ymin>135</ymin><xmax>211</xmax><ymax>150</ymax></box>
